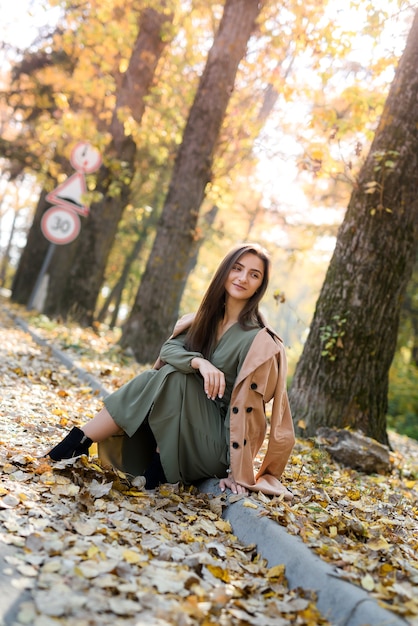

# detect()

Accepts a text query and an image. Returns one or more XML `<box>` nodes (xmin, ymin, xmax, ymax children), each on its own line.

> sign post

<box><xmin>27</xmin><ymin>142</ymin><xmax>102</xmax><ymax>311</ymax></box>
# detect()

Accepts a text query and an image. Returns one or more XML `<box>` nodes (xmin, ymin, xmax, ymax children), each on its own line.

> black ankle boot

<box><xmin>48</xmin><ymin>426</ymin><xmax>93</xmax><ymax>461</ymax></box>
<box><xmin>143</xmin><ymin>451</ymin><xmax>167</xmax><ymax>489</ymax></box>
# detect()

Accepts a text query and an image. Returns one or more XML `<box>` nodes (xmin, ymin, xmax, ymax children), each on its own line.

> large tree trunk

<box><xmin>96</xmin><ymin>229</ymin><xmax>149</xmax><ymax>326</ymax></box>
<box><xmin>288</xmin><ymin>11</ymin><xmax>418</xmax><ymax>445</ymax></box>
<box><xmin>399</xmin><ymin>253</ymin><xmax>418</xmax><ymax>367</ymax></box>
<box><xmin>11</xmin><ymin>189</ymin><xmax>52</xmax><ymax>303</ymax></box>
<box><xmin>184</xmin><ymin>204</ymin><xmax>219</xmax><ymax>277</ymax></box>
<box><xmin>120</xmin><ymin>0</ymin><xmax>261</xmax><ymax>362</ymax></box>
<box><xmin>0</xmin><ymin>209</ymin><xmax>18</xmax><ymax>287</ymax></box>
<box><xmin>41</xmin><ymin>6</ymin><xmax>173</xmax><ymax>323</ymax></box>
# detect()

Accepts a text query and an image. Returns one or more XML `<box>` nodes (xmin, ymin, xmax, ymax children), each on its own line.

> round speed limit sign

<box><xmin>41</xmin><ymin>206</ymin><xmax>81</xmax><ymax>245</ymax></box>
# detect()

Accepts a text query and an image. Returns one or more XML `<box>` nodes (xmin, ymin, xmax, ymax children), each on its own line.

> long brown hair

<box><xmin>184</xmin><ymin>243</ymin><xmax>270</xmax><ymax>357</ymax></box>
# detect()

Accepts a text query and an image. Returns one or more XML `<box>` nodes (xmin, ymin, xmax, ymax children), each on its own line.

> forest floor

<box><xmin>0</xmin><ymin>297</ymin><xmax>417</xmax><ymax>625</ymax></box>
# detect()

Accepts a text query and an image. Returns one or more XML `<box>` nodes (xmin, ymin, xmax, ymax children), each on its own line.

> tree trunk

<box><xmin>0</xmin><ymin>210</ymin><xmax>18</xmax><ymax>287</ymax></box>
<box><xmin>288</xmin><ymin>11</ymin><xmax>418</xmax><ymax>445</ymax></box>
<box><xmin>120</xmin><ymin>0</ymin><xmax>261</xmax><ymax>362</ymax></box>
<box><xmin>96</xmin><ymin>229</ymin><xmax>149</xmax><ymax>325</ymax></box>
<box><xmin>184</xmin><ymin>204</ymin><xmax>219</xmax><ymax>278</ymax></box>
<box><xmin>11</xmin><ymin>189</ymin><xmax>51</xmax><ymax>303</ymax></box>
<box><xmin>399</xmin><ymin>253</ymin><xmax>418</xmax><ymax>367</ymax></box>
<box><xmin>42</xmin><ymin>6</ymin><xmax>173</xmax><ymax>323</ymax></box>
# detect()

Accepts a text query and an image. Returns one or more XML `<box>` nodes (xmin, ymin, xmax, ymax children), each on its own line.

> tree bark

<box><xmin>400</xmin><ymin>253</ymin><xmax>418</xmax><ymax>367</ymax></box>
<box><xmin>120</xmin><ymin>0</ymin><xmax>261</xmax><ymax>362</ymax></box>
<box><xmin>288</xmin><ymin>11</ymin><xmax>418</xmax><ymax>445</ymax></box>
<box><xmin>11</xmin><ymin>189</ymin><xmax>52</xmax><ymax>303</ymax></box>
<box><xmin>0</xmin><ymin>210</ymin><xmax>18</xmax><ymax>288</ymax></box>
<box><xmin>96</xmin><ymin>229</ymin><xmax>149</xmax><ymax>326</ymax></box>
<box><xmin>42</xmin><ymin>6</ymin><xmax>173</xmax><ymax>323</ymax></box>
<box><xmin>184</xmin><ymin>204</ymin><xmax>219</xmax><ymax>278</ymax></box>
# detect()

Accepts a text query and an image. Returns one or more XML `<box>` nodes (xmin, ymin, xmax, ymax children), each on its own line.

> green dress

<box><xmin>102</xmin><ymin>323</ymin><xmax>260</xmax><ymax>484</ymax></box>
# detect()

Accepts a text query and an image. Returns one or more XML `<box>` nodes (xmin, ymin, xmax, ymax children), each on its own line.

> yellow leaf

<box><xmin>361</xmin><ymin>574</ymin><xmax>375</xmax><ymax>591</ymax></box>
<box><xmin>123</xmin><ymin>549</ymin><xmax>142</xmax><ymax>564</ymax></box>
<box><xmin>206</xmin><ymin>564</ymin><xmax>230</xmax><ymax>583</ymax></box>
<box><xmin>86</xmin><ymin>546</ymin><xmax>102</xmax><ymax>559</ymax></box>
<box><xmin>214</xmin><ymin>519</ymin><xmax>232</xmax><ymax>533</ymax></box>
<box><xmin>40</xmin><ymin>473</ymin><xmax>56</xmax><ymax>485</ymax></box>
<box><xmin>311</xmin><ymin>147</ymin><xmax>324</xmax><ymax>160</ymax></box>
<box><xmin>368</xmin><ymin>536</ymin><xmax>390</xmax><ymax>551</ymax></box>
<box><xmin>180</xmin><ymin>530</ymin><xmax>197</xmax><ymax>543</ymax></box>
<box><xmin>347</xmin><ymin>489</ymin><xmax>361</xmax><ymax>501</ymax></box>
<box><xmin>267</xmin><ymin>564</ymin><xmax>286</xmax><ymax>580</ymax></box>
<box><xmin>243</xmin><ymin>500</ymin><xmax>258</xmax><ymax>509</ymax></box>
<box><xmin>88</xmin><ymin>462</ymin><xmax>104</xmax><ymax>472</ymax></box>
<box><xmin>329</xmin><ymin>525</ymin><xmax>338</xmax><ymax>537</ymax></box>
<box><xmin>3</xmin><ymin>463</ymin><xmax>16</xmax><ymax>474</ymax></box>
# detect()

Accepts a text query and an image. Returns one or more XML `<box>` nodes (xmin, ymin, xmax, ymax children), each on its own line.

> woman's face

<box><xmin>224</xmin><ymin>252</ymin><xmax>264</xmax><ymax>302</ymax></box>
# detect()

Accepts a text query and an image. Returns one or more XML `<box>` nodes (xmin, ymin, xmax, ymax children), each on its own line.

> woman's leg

<box><xmin>48</xmin><ymin>407</ymin><xmax>122</xmax><ymax>460</ymax></box>
<box><xmin>48</xmin><ymin>407</ymin><xmax>166</xmax><ymax>489</ymax></box>
<box><xmin>81</xmin><ymin>407</ymin><xmax>123</xmax><ymax>441</ymax></box>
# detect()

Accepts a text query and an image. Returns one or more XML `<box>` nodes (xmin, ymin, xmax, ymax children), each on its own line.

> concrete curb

<box><xmin>199</xmin><ymin>480</ymin><xmax>407</xmax><ymax>626</ymax></box>
<box><xmin>5</xmin><ymin>309</ymin><xmax>409</xmax><ymax>626</ymax></box>
<box><xmin>9</xmin><ymin>311</ymin><xmax>111</xmax><ymax>399</ymax></box>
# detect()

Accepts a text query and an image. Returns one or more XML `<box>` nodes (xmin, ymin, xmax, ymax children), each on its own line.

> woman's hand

<box><xmin>191</xmin><ymin>357</ymin><xmax>226</xmax><ymax>400</ymax></box>
<box><xmin>219</xmin><ymin>476</ymin><xmax>248</xmax><ymax>495</ymax></box>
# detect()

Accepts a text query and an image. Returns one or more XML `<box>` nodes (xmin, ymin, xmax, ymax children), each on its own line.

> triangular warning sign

<box><xmin>46</xmin><ymin>172</ymin><xmax>89</xmax><ymax>216</ymax></box>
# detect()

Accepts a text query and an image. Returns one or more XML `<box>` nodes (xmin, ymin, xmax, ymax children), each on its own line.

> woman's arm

<box><xmin>160</xmin><ymin>333</ymin><xmax>225</xmax><ymax>400</ymax></box>
<box><xmin>190</xmin><ymin>356</ymin><xmax>225</xmax><ymax>400</ymax></box>
<box><xmin>159</xmin><ymin>333</ymin><xmax>226</xmax><ymax>400</ymax></box>
<box><xmin>158</xmin><ymin>334</ymin><xmax>203</xmax><ymax>372</ymax></box>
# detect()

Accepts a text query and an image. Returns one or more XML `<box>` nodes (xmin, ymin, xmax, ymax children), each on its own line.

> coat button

<box><xmin>232</xmin><ymin>442</ymin><xmax>239</xmax><ymax>449</ymax></box>
<box><xmin>232</xmin><ymin>407</ymin><xmax>239</xmax><ymax>413</ymax></box>
<box><xmin>250</xmin><ymin>382</ymin><xmax>257</xmax><ymax>390</ymax></box>
<box><xmin>246</xmin><ymin>407</ymin><xmax>253</xmax><ymax>413</ymax></box>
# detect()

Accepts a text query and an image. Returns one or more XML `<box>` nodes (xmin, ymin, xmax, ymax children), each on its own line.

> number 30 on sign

<box><xmin>41</xmin><ymin>206</ymin><xmax>81</xmax><ymax>245</ymax></box>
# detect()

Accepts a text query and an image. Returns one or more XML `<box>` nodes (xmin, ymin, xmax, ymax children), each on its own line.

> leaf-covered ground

<box><xmin>1</xmin><ymin>298</ymin><xmax>417</xmax><ymax>625</ymax></box>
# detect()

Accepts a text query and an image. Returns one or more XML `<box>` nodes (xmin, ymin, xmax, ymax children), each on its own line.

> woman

<box><xmin>48</xmin><ymin>243</ymin><xmax>295</xmax><ymax>498</ymax></box>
